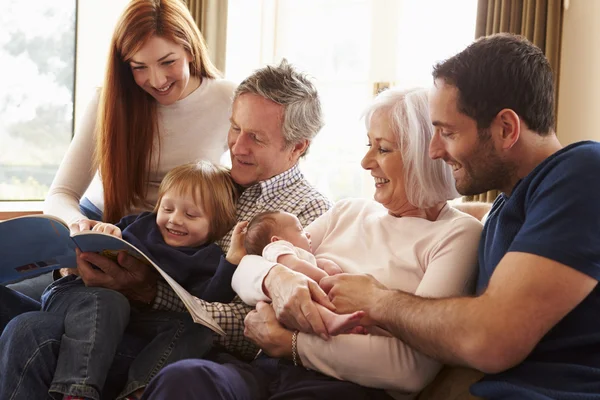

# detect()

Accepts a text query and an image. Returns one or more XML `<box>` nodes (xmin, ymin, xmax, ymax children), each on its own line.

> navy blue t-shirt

<box><xmin>116</xmin><ymin>212</ymin><xmax>236</xmax><ymax>303</ymax></box>
<box><xmin>471</xmin><ymin>141</ymin><xmax>600</xmax><ymax>399</ymax></box>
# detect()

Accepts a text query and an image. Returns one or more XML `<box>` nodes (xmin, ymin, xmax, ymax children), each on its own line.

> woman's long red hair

<box><xmin>95</xmin><ymin>0</ymin><xmax>219</xmax><ymax>223</ymax></box>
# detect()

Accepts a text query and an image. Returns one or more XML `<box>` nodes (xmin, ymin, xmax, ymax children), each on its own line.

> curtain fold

<box><xmin>463</xmin><ymin>0</ymin><xmax>563</xmax><ymax>203</ymax></box>
<box><xmin>185</xmin><ymin>0</ymin><xmax>229</xmax><ymax>74</ymax></box>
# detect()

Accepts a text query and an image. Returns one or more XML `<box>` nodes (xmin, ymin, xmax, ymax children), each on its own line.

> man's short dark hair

<box><xmin>432</xmin><ymin>33</ymin><xmax>555</xmax><ymax>135</ymax></box>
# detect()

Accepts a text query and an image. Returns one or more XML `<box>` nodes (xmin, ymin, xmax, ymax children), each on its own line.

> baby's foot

<box><xmin>323</xmin><ymin>310</ymin><xmax>365</xmax><ymax>335</ymax></box>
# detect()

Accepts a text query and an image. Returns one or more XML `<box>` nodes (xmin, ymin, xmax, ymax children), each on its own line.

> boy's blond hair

<box><xmin>154</xmin><ymin>161</ymin><xmax>240</xmax><ymax>243</ymax></box>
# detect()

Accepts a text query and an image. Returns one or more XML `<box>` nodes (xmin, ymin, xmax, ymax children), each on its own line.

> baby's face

<box><xmin>275</xmin><ymin>212</ymin><xmax>312</xmax><ymax>252</ymax></box>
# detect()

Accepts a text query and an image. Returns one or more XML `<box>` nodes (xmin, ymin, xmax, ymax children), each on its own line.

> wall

<box><xmin>556</xmin><ymin>0</ymin><xmax>600</xmax><ymax>144</ymax></box>
<box><xmin>74</xmin><ymin>1</ymin><xmax>598</xmax><ymax>144</ymax></box>
<box><xmin>74</xmin><ymin>0</ymin><xmax>129</xmax><ymax>130</ymax></box>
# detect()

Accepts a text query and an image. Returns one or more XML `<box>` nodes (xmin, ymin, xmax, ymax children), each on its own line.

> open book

<box><xmin>0</xmin><ymin>214</ymin><xmax>225</xmax><ymax>336</ymax></box>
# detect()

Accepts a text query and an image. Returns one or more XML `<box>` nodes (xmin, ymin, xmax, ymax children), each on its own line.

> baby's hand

<box><xmin>91</xmin><ymin>222</ymin><xmax>122</xmax><ymax>238</ymax></box>
<box><xmin>227</xmin><ymin>221</ymin><xmax>248</xmax><ymax>265</ymax></box>
<box><xmin>316</xmin><ymin>258</ymin><xmax>343</xmax><ymax>276</ymax></box>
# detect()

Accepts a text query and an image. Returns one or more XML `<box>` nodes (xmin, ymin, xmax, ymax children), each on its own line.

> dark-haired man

<box><xmin>321</xmin><ymin>33</ymin><xmax>600</xmax><ymax>399</ymax></box>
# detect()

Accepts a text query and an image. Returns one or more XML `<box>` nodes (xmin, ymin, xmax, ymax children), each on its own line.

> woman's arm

<box><xmin>242</xmin><ymin>300</ymin><xmax>440</xmax><ymax>393</ymax></box>
<box><xmin>298</xmin><ymin>333</ymin><xmax>441</xmax><ymax>393</ymax></box>
<box><xmin>44</xmin><ymin>91</ymin><xmax>100</xmax><ymax>227</ymax></box>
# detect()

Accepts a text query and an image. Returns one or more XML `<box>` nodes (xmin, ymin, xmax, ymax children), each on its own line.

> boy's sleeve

<box><xmin>187</xmin><ymin>246</ymin><xmax>237</xmax><ymax>303</ymax></box>
<box><xmin>115</xmin><ymin>213</ymin><xmax>144</xmax><ymax>231</ymax></box>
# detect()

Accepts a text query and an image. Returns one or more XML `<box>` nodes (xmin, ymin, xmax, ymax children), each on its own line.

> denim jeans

<box><xmin>5</xmin><ymin>271</ymin><xmax>55</xmax><ymax>302</ymax></box>
<box><xmin>1</xmin><ymin>284</ymin><xmax>215</xmax><ymax>400</ymax></box>
<box><xmin>0</xmin><ymin>311</ymin><xmax>64</xmax><ymax>400</ymax></box>
<box><xmin>41</xmin><ymin>275</ymin><xmax>131</xmax><ymax>400</ymax></box>
<box><xmin>116</xmin><ymin>310</ymin><xmax>214</xmax><ymax>399</ymax></box>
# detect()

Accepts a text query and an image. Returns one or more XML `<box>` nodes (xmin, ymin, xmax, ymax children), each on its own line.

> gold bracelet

<box><xmin>292</xmin><ymin>330</ymin><xmax>301</xmax><ymax>366</ymax></box>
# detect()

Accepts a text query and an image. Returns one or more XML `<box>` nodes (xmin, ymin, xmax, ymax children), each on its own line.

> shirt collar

<box><xmin>242</xmin><ymin>163</ymin><xmax>304</xmax><ymax>201</ymax></box>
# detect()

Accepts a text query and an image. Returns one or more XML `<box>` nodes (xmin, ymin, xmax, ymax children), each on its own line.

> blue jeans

<box><xmin>42</xmin><ymin>275</ymin><xmax>131</xmax><ymax>400</ymax></box>
<box><xmin>0</xmin><ymin>311</ymin><xmax>64</xmax><ymax>400</ymax></box>
<box><xmin>117</xmin><ymin>309</ymin><xmax>214</xmax><ymax>398</ymax></box>
<box><xmin>141</xmin><ymin>352</ymin><xmax>394</xmax><ymax>400</ymax></box>
<box><xmin>0</xmin><ymin>285</ymin><xmax>215</xmax><ymax>399</ymax></box>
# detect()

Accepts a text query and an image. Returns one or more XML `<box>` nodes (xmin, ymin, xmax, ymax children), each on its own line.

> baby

<box><xmin>243</xmin><ymin>211</ymin><xmax>364</xmax><ymax>335</ymax></box>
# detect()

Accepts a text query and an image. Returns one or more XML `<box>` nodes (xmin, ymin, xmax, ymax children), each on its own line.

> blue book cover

<box><xmin>0</xmin><ymin>215</ymin><xmax>77</xmax><ymax>284</ymax></box>
<box><xmin>0</xmin><ymin>215</ymin><xmax>152</xmax><ymax>285</ymax></box>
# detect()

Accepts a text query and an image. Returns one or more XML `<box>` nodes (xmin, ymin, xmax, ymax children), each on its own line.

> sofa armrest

<box><xmin>417</xmin><ymin>366</ymin><xmax>484</xmax><ymax>400</ymax></box>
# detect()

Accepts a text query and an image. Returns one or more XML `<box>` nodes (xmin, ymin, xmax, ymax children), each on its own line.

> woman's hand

<box><xmin>76</xmin><ymin>249</ymin><xmax>158</xmax><ymax>304</ymax></box>
<box><xmin>264</xmin><ymin>264</ymin><xmax>335</xmax><ymax>340</ymax></box>
<box><xmin>69</xmin><ymin>218</ymin><xmax>100</xmax><ymax>234</ymax></box>
<box><xmin>320</xmin><ymin>273</ymin><xmax>388</xmax><ymax>316</ymax></box>
<box><xmin>226</xmin><ymin>221</ymin><xmax>248</xmax><ymax>265</ymax></box>
<box><xmin>244</xmin><ymin>301</ymin><xmax>294</xmax><ymax>358</ymax></box>
<box><xmin>91</xmin><ymin>222</ymin><xmax>122</xmax><ymax>238</ymax></box>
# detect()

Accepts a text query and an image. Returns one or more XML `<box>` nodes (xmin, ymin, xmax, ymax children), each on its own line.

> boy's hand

<box><xmin>226</xmin><ymin>221</ymin><xmax>249</xmax><ymax>265</ymax></box>
<box><xmin>69</xmin><ymin>218</ymin><xmax>100</xmax><ymax>234</ymax></box>
<box><xmin>91</xmin><ymin>222</ymin><xmax>122</xmax><ymax>238</ymax></box>
<box><xmin>316</xmin><ymin>258</ymin><xmax>344</xmax><ymax>276</ymax></box>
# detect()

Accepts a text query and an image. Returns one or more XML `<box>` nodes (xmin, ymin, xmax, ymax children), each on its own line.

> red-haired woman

<box><xmin>45</xmin><ymin>0</ymin><xmax>235</xmax><ymax>231</ymax></box>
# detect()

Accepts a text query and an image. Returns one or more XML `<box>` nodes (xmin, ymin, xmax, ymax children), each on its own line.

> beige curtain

<box><xmin>185</xmin><ymin>0</ymin><xmax>229</xmax><ymax>73</ymax></box>
<box><xmin>463</xmin><ymin>0</ymin><xmax>563</xmax><ymax>203</ymax></box>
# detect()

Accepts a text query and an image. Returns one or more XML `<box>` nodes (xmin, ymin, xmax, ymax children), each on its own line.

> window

<box><xmin>226</xmin><ymin>0</ymin><xmax>477</xmax><ymax>201</ymax></box>
<box><xmin>0</xmin><ymin>1</ymin><xmax>76</xmax><ymax>201</ymax></box>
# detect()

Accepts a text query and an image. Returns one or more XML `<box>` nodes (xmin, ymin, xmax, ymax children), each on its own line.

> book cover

<box><xmin>0</xmin><ymin>214</ymin><xmax>225</xmax><ymax>336</ymax></box>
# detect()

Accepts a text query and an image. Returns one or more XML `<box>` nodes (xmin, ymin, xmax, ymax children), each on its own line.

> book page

<box><xmin>72</xmin><ymin>231</ymin><xmax>225</xmax><ymax>336</ymax></box>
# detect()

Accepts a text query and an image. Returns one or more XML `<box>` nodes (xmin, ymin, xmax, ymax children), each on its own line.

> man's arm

<box><xmin>208</xmin><ymin>298</ymin><xmax>260</xmax><ymax>360</ymax></box>
<box><xmin>327</xmin><ymin>252</ymin><xmax>596</xmax><ymax>374</ymax></box>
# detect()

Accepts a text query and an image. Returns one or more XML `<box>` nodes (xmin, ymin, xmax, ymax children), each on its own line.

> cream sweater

<box><xmin>44</xmin><ymin>78</ymin><xmax>236</xmax><ymax>225</ymax></box>
<box><xmin>232</xmin><ymin>198</ymin><xmax>482</xmax><ymax>398</ymax></box>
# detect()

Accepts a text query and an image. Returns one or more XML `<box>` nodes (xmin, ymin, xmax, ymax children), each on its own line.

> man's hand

<box><xmin>244</xmin><ymin>301</ymin><xmax>293</xmax><ymax>358</ymax></box>
<box><xmin>320</xmin><ymin>273</ymin><xmax>388</xmax><ymax>316</ymax></box>
<box><xmin>91</xmin><ymin>222</ymin><xmax>122</xmax><ymax>238</ymax></box>
<box><xmin>264</xmin><ymin>264</ymin><xmax>334</xmax><ymax>340</ymax></box>
<box><xmin>76</xmin><ymin>249</ymin><xmax>158</xmax><ymax>304</ymax></box>
<box><xmin>69</xmin><ymin>218</ymin><xmax>100</xmax><ymax>234</ymax></box>
<box><xmin>226</xmin><ymin>221</ymin><xmax>248</xmax><ymax>265</ymax></box>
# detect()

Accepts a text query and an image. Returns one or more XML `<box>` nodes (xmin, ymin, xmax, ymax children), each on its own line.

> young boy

<box><xmin>42</xmin><ymin>161</ymin><xmax>244</xmax><ymax>400</ymax></box>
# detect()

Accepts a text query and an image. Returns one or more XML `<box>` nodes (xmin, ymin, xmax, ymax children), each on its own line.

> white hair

<box><xmin>363</xmin><ymin>87</ymin><xmax>459</xmax><ymax>208</ymax></box>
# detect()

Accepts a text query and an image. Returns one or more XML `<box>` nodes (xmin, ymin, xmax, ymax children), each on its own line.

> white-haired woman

<box><xmin>141</xmin><ymin>87</ymin><xmax>483</xmax><ymax>400</ymax></box>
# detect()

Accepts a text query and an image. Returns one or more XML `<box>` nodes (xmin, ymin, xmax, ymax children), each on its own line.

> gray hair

<box><xmin>234</xmin><ymin>59</ymin><xmax>323</xmax><ymax>156</ymax></box>
<box><xmin>363</xmin><ymin>87</ymin><xmax>459</xmax><ymax>208</ymax></box>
